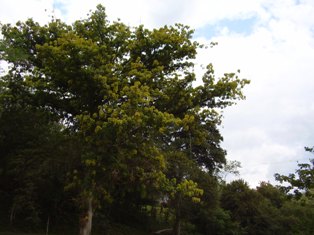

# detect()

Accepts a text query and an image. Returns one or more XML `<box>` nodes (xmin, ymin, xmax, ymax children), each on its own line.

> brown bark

<box><xmin>79</xmin><ymin>197</ymin><xmax>93</xmax><ymax>235</ymax></box>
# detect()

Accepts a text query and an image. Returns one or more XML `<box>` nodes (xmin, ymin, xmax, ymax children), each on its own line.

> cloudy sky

<box><xmin>1</xmin><ymin>0</ymin><xmax>314</xmax><ymax>187</ymax></box>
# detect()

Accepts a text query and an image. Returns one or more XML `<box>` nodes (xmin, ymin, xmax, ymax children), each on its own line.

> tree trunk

<box><xmin>46</xmin><ymin>216</ymin><xmax>50</xmax><ymax>235</ymax></box>
<box><xmin>79</xmin><ymin>197</ymin><xmax>93</xmax><ymax>235</ymax></box>
<box><xmin>151</xmin><ymin>205</ymin><xmax>157</xmax><ymax>219</ymax></box>
<box><xmin>173</xmin><ymin>214</ymin><xmax>181</xmax><ymax>235</ymax></box>
<box><xmin>9</xmin><ymin>203</ymin><xmax>16</xmax><ymax>226</ymax></box>
<box><xmin>173</xmin><ymin>194</ymin><xmax>181</xmax><ymax>235</ymax></box>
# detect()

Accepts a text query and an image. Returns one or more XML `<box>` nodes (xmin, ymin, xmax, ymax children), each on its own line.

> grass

<box><xmin>0</xmin><ymin>224</ymin><xmax>148</xmax><ymax>235</ymax></box>
<box><xmin>0</xmin><ymin>230</ymin><xmax>146</xmax><ymax>235</ymax></box>
<box><xmin>0</xmin><ymin>232</ymin><xmax>77</xmax><ymax>235</ymax></box>
<box><xmin>0</xmin><ymin>229</ymin><xmax>76</xmax><ymax>235</ymax></box>
<box><xmin>0</xmin><ymin>233</ymin><xmax>47</xmax><ymax>235</ymax></box>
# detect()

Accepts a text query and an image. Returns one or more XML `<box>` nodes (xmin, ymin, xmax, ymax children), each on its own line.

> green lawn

<box><xmin>0</xmin><ymin>224</ymin><xmax>148</xmax><ymax>235</ymax></box>
<box><xmin>0</xmin><ymin>229</ymin><xmax>76</xmax><ymax>235</ymax></box>
<box><xmin>0</xmin><ymin>233</ymin><xmax>45</xmax><ymax>235</ymax></box>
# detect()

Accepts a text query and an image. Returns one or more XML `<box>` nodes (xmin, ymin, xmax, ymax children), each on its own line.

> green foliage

<box><xmin>275</xmin><ymin>148</ymin><xmax>314</xmax><ymax>198</ymax></box>
<box><xmin>217</xmin><ymin>177</ymin><xmax>314</xmax><ymax>235</ymax></box>
<box><xmin>279</xmin><ymin>197</ymin><xmax>314</xmax><ymax>235</ymax></box>
<box><xmin>0</xmin><ymin>4</ymin><xmax>250</xmax><ymax>235</ymax></box>
<box><xmin>256</xmin><ymin>182</ymin><xmax>286</xmax><ymax>208</ymax></box>
<box><xmin>221</xmin><ymin>180</ymin><xmax>283</xmax><ymax>235</ymax></box>
<box><xmin>272</xmin><ymin>148</ymin><xmax>314</xmax><ymax>234</ymax></box>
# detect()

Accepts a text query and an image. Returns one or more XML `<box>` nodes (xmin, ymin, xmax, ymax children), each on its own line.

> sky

<box><xmin>1</xmin><ymin>0</ymin><xmax>314</xmax><ymax>187</ymax></box>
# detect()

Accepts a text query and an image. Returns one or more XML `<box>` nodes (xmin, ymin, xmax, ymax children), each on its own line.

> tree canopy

<box><xmin>1</xmin><ymin>4</ymin><xmax>286</xmax><ymax>235</ymax></box>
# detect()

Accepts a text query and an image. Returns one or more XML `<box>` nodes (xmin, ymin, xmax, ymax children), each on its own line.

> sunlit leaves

<box><xmin>0</xmin><ymin>4</ymin><xmax>250</xmax><ymax>233</ymax></box>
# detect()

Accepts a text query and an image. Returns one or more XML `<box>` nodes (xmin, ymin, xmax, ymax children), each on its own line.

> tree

<box><xmin>0</xmin><ymin>67</ymin><xmax>77</xmax><ymax>230</ymax></box>
<box><xmin>221</xmin><ymin>180</ymin><xmax>259</xmax><ymax>230</ymax></box>
<box><xmin>0</xmin><ymin>5</ymin><xmax>249</xmax><ymax>234</ymax></box>
<box><xmin>275</xmin><ymin>147</ymin><xmax>314</xmax><ymax>198</ymax></box>
<box><xmin>221</xmin><ymin>180</ymin><xmax>285</xmax><ymax>235</ymax></box>
<box><xmin>273</xmin><ymin>147</ymin><xmax>314</xmax><ymax>235</ymax></box>
<box><xmin>163</xmin><ymin>152</ymin><xmax>204</xmax><ymax>235</ymax></box>
<box><xmin>215</xmin><ymin>160</ymin><xmax>242</xmax><ymax>183</ymax></box>
<box><xmin>256</xmin><ymin>182</ymin><xmax>286</xmax><ymax>208</ymax></box>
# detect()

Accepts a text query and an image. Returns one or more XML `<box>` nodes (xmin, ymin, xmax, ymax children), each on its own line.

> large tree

<box><xmin>0</xmin><ymin>5</ymin><xmax>249</xmax><ymax>234</ymax></box>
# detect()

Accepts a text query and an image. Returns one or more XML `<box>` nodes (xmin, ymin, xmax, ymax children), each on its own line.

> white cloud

<box><xmin>0</xmin><ymin>0</ymin><xmax>55</xmax><ymax>24</ymax></box>
<box><xmin>206</xmin><ymin>1</ymin><xmax>314</xmax><ymax>186</ymax></box>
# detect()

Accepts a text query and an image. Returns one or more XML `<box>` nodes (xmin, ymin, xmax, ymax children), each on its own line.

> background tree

<box><xmin>275</xmin><ymin>147</ymin><xmax>314</xmax><ymax>198</ymax></box>
<box><xmin>274</xmin><ymin>147</ymin><xmax>314</xmax><ymax>235</ymax></box>
<box><xmin>221</xmin><ymin>180</ymin><xmax>286</xmax><ymax>235</ymax></box>
<box><xmin>0</xmin><ymin>57</ymin><xmax>78</xmax><ymax>230</ymax></box>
